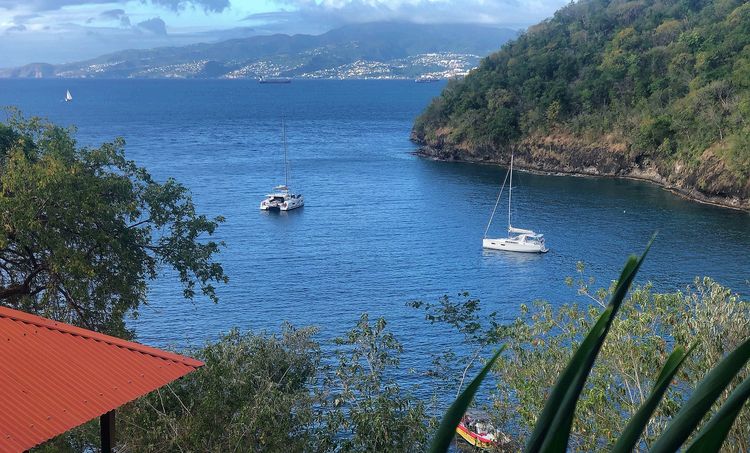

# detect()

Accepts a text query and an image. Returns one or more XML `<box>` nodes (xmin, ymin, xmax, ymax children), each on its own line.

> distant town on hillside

<box><xmin>1</xmin><ymin>23</ymin><xmax>519</xmax><ymax>80</ymax></box>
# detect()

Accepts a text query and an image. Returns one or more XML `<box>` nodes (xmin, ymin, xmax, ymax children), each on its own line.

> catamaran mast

<box><xmin>282</xmin><ymin>117</ymin><xmax>289</xmax><ymax>187</ymax></box>
<box><xmin>508</xmin><ymin>153</ymin><xmax>513</xmax><ymax>230</ymax></box>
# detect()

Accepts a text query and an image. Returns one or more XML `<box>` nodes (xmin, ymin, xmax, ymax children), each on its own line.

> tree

<box><xmin>431</xmin><ymin>250</ymin><xmax>750</xmax><ymax>453</ymax></box>
<box><xmin>119</xmin><ymin>326</ymin><xmax>323</xmax><ymax>452</ymax></box>
<box><xmin>0</xmin><ymin>110</ymin><xmax>227</xmax><ymax>338</ymax></box>
<box><xmin>119</xmin><ymin>315</ymin><xmax>430</xmax><ymax>452</ymax></box>
<box><xmin>326</xmin><ymin>313</ymin><xmax>432</xmax><ymax>452</ymax></box>
<box><xmin>409</xmin><ymin>292</ymin><xmax>502</xmax><ymax>399</ymax></box>
<box><xmin>492</xmin><ymin>275</ymin><xmax>750</xmax><ymax>451</ymax></box>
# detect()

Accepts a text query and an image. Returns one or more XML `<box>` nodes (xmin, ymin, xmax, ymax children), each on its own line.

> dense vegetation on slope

<box><xmin>413</xmin><ymin>0</ymin><xmax>750</xmax><ymax>207</ymax></box>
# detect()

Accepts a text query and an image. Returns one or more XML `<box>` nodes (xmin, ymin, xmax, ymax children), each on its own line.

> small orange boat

<box><xmin>456</xmin><ymin>415</ymin><xmax>499</xmax><ymax>449</ymax></box>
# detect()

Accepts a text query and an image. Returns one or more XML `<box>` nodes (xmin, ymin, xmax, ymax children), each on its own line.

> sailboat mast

<box><xmin>282</xmin><ymin>117</ymin><xmax>289</xmax><ymax>187</ymax></box>
<box><xmin>483</xmin><ymin>166</ymin><xmax>510</xmax><ymax>239</ymax></box>
<box><xmin>508</xmin><ymin>153</ymin><xmax>513</xmax><ymax>230</ymax></box>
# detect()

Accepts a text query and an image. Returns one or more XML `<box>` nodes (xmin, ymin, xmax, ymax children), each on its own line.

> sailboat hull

<box><xmin>483</xmin><ymin>153</ymin><xmax>549</xmax><ymax>254</ymax></box>
<box><xmin>279</xmin><ymin>198</ymin><xmax>304</xmax><ymax>211</ymax></box>
<box><xmin>260</xmin><ymin>194</ymin><xmax>304</xmax><ymax>211</ymax></box>
<box><xmin>259</xmin><ymin>119</ymin><xmax>304</xmax><ymax>211</ymax></box>
<box><xmin>483</xmin><ymin>238</ymin><xmax>548</xmax><ymax>253</ymax></box>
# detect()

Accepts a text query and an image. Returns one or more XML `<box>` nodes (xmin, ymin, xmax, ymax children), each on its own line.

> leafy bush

<box><xmin>119</xmin><ymin>326</ymin><xmax>322</xmax><ymax>452</ymax></box>
<box><xmin>430</xmin><ymin>246</ymin><xmax>750</xmax><ymax>453</ymax></box>
<box><xmin>325</xmin><ymin>314</ymin><xmax>432</xmax><ymax>452</ymax></box>
<box><xmin>112</xmin><ymin>316</ymin><xmax>431</xmax><ymax>452</ymax></box>
<box><xmin>494</xmin><ymin>277</ymin><xmax>749</xmax><ymax>451</ymax></box>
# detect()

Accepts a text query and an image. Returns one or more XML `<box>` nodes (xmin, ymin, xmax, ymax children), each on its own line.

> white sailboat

<box><xmin>65</xmin><ymin>90</ymin><xmax>72</xmax><ymax>102</ymax></box>
<box><xmin>260</xmin><ymin>118</ymin><xmax>304</xmax><ymax>211</ymax></box>
<box><xmin>482</xmin><ymin>154</ymin><xmax>548</xmax><ymax>253</ymax></box>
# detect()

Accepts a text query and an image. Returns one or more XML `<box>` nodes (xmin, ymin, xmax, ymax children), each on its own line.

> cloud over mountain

<box><xmin>137</xmin><ymin>17</ymin><xmax>167</xmax><ymax>35</ymax></box>
<box><xmin>0</xmin><ymin>0</ymin><xmax>569</xmax><ymax>67</ymax></box>
<box><xmin>246</xmin><ymin>0</ymin><xmax>567</xmax><ymax>30</ymax></box>
<box><xmin>98</xmin><ymin>9</ymin><xmax>131</xmax><ymax>26</ymax></box>
<box><xmin>0</xmin><ymin>0</ymin><xmax>228</xmax><ymax>12</ymax></box>
<box><xmin>151</xmin><ymin>0</ymin><xmax>229</xmax><ymax>13</ymax></box>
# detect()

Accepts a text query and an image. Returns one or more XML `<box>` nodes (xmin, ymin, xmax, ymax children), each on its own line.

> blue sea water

<box><xmin>1</xmin><ymin>79</ymin><xmax>748</xmax><ymax>372</ymax></box>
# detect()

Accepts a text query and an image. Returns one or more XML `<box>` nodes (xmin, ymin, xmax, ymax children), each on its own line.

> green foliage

<box><xmin>119</xmin><ymin>326</ymin><xmax>322</xmax><ymax>452</ymax></box>
<box><xmin>326</xmin><ymin>314</ymin><xmax>432</xmax><ymax>452</ymax></box>
<box><xmin>414</xmin><ymin>0</ymin><xmax>750</xmax><ymax>197</ymax></box>
<box><xmin>41</xmin><ymin>315</ymin><xmax>433</xmax><ymax>452</ymax></box>
<box><xmin>493</xmin><ymin>276</ymin><xmax>750</xmax><ymax>451</ymax></box>
<box><xmin>649</xmin><ymin>337</ymin><xmax>750</xmax><ymax>452</ymax></box>
<box><xmin>525</xmin><ymin>243</ymin><xmax>650</xmax><ymax>453</ymax></box>
<box><xmin>611</xmin><ymin>345</ymin><xmax>693</xmax><ymax>453</ymax></box>
<box><xmin>685</xmin><ymin>374</ymin><xmax>750</xmax><ymax>452</ymax></box>
<box><xmin>431</xmin><ymin>246</ymin><xmax>749</xmax><ymax>453</ymax></box>
<box><xmin>429</xmin><ymin>347</ymin><xmax>505</xmax><ymax>453</ymax></box>
<box><xmin>0</xmin><ymin>110</ymin><xmax>227</xmax><ymax>338</ymax></box>
<box><xmin>140</xmin><ymin>315</ymin><xmax>429</xmax><ymax>452</ymax></box>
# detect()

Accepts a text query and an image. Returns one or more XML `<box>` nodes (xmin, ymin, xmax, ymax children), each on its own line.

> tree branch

<box><xmin>56</xmin><ymin>284</ymin><xmax>94</xmax><ymax>330</ymax></box>
<box><xmin>128</xmin><ymin>218</ymin><xmax>152</xmax><ymax>229</ymax></box>
<box><xmin>0</xmin><ymin>265</ymin><xmax>44</xmax><ymax>300</ymax></box>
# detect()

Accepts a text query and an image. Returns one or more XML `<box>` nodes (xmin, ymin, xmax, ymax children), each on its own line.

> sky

<box><xmin>0</xmin><ymin>0</ymin><xmax>571</xmax><ymax>67</ymax></box>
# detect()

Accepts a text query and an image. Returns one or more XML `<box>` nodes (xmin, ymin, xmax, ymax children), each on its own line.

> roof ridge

<box><xmin>0</xmin><ymin>306</ymin><xmax>203</xmax><ymax>368</ymax></box>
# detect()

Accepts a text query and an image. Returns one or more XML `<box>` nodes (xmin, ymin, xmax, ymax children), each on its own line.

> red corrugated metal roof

<box><xmin>0</xmin><ymin>306</ymin><xmax>203</xmax><ymax>452</ymax></box>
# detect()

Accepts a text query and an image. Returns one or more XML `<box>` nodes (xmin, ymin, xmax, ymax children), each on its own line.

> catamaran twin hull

<box><xmin>483</xmin><ymin>237</ymin><xmax>548</xmax><ymax>253</ymax></box>
<box><xmin>260</xmin><ymin>194</ymin><xmax>304</xmax><ymax>211</ymax></box>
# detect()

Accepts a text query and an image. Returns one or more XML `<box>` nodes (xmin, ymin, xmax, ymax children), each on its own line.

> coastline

<box><xmin>412</xmin><ymin>146</ymin><xmax>750</xmax><ymax>213</ymax></box>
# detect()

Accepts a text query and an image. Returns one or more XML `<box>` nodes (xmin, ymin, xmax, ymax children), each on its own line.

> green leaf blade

<box><xmin>650</xmin><ymin>337</ymin><xmax>750</xmax><ymax>453</ymax></box>
<box><xmin>611</xmin><ymin>345</ymin><xmax>692</xmax><ymax>453</ymax></box>
<box><xmin>526</xmin><ymin>238</ymin><xmax>653</xmax><ymax>453</ymax></box>
<box><xmin>684</xmin><ymin>374</ymin><xmax>750</xmax><ymax>453</ymax></box>
<box><xmin>429</xmin><ymin>346</ymin><xmax>506</xmax><ymax>453</ymax></box>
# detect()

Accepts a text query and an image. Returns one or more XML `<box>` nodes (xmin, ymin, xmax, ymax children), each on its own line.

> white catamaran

<box><xmin>482</xmin><ymin>154</ymin><xmax>548</xmax><ymax>253</ymax></box>
<box><xmin>260</xmin><ymin>118</ymin><xmax>304</xmax><ymax>211</ymax></box>
<box><xmin>65</xmin><ymin>90</ymin><xmax>73</xmax><ymax>102</ymax></box>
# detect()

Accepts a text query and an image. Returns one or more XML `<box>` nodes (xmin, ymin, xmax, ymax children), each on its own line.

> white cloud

<box><xmin>248</xmin><ymin>0</ymin><xmax>568</xmax><ymax>29</ymax></box>
<box><xmin>0</xmin><ymin>0</ymin><xmax>229</xmax><ymax>13</ymax></box>
<box><xmin>0</xmin><ymin>0</ymin><xmax>570</xmax><ymax>67</ymax></box>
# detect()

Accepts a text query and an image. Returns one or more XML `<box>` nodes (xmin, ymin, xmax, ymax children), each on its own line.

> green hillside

<box><xmin>413</xmin><ymin>0</ymin><xmax>750</xmax><ymax>208</ymax></box>
<box><xmin>1</xmin><ymin>23</ymin><xmax>517</xmax><ymax>79</ymax></box>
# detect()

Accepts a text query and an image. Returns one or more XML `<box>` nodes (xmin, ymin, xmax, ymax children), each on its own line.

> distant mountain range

<box><xmin>0</xmin><ymin>23</ymin><xmax>518</xmax><ymax>80</ymax></box>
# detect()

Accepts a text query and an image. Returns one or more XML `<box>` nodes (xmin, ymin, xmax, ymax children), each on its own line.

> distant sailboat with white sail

<box><xmin>482</xmin><ymin>153</ymin><xmax>548</xmax><ymax>253</ymax></box>
<box><xmin>65</xmin><ymin>90</ymin><xmax>73</xmax><ymax>102</ymax></box>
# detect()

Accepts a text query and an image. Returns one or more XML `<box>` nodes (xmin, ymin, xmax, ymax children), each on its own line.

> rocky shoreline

<box><xmin>412</xmin><ymin>142</ymin><xmax>750</xmax><ymax>212</ymax></box>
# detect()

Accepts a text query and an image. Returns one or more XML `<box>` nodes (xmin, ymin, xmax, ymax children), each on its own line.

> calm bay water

<box><xmin>1</xmin><ymin>80</ymin><xmax>748</xmax><ymax>369</ymax></box>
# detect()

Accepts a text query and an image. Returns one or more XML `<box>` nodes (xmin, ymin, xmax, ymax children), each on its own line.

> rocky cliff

<box><xmin>412</xmin><ymin>0</ymin><xmax>750</xmax><ymax>210</ymax></box>
<box><xmin>412</xmin><ymin>131</ymin><xmax>750</xmax><ymax>210</ymax></box>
